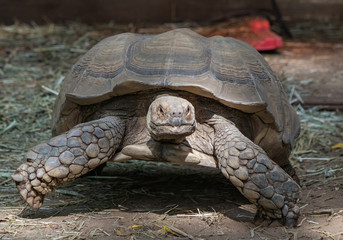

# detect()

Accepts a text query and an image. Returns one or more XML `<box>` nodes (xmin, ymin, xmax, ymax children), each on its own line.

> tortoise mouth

<box><xmin>149</xmin><ymin>121</ymin><xmax>196</xmax><ymax>142</ymax></box>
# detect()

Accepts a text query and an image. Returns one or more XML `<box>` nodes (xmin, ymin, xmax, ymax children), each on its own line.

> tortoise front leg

<box><xmin>12</xmin><ymin>116</ymin><xmax>124</xmax><ymax>209</ymax></box>
<box><xmin>211</xmin><ymin>118</ymin><xmax>300</xmax><ymax>227</ymax></box>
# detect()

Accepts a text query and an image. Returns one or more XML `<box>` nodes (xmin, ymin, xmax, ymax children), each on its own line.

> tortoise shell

<box><xmin>52</xmin><ymin>29</ymin><xmax>299</xmax><ymax>146</ymax></box>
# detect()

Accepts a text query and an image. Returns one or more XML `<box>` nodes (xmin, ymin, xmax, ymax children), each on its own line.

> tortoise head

<box><xmin>147</xmin><ymin>95</ymin><xmax>196</xmax><ymax>143</ymax></box>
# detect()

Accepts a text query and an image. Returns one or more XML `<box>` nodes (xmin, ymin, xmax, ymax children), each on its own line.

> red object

<box><xmin>244</xmin><ymin>18</ymin><xmax>283</xmax><ymax>51</ymax></box>
<box><xmin>200</xmin><ymin>16</ymin><xmax>283</xmax><ymax>51</ymax></box>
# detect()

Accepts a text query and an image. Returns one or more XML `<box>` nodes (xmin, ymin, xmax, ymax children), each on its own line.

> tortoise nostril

<box><xmin>172</xmin><ymin>111</ymin><xmax>182</xmax><ymax>117</ymax></box>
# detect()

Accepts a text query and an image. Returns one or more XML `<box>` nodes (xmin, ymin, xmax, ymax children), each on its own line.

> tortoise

<box><xmin>12</xmin><ymin>29</ymin><xmax>301</xmax><ymax>227</ymax></box>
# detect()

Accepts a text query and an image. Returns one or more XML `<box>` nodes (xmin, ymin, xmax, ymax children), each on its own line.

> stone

<box><xmin>48</xmin><ymin>166</ymin><xmax>69</xmax><ymax>178</ymax></box>
<box><xmin>67</xmin><ymin>128</ymin><xmax>83</xmax><ymax>138</ymax></box>
<box><xmin>229</xmin><ymin>147</ymin><xmax>240</xmax><ymax>157</ymax></box>
<box><xmin>94</xmin><ymin>127</ymin><xmax>105</xmax><ymax>138</ymax></box>
<box><xmin>44</xmin><ymin>157</ymin><xmax>60</xmax><ymax>172</ymax></box>
<box><xmin>239</xmin><ymin>148</ymin><xmax>255</xmax><ymax>160</ymax></box>
<box><xmin>48</xmin><ymin>135</ymin><xmax>67</xmax><ymax>147</ymax></box>
<box><xmin>59</xmin><ymin>151</ymin><xmax>75</xmax><ymax>165</ymax></box>
<box><xmin>235</xmin><ymin>142</ymin><xmax>247</xmax><ymax>151</ymax></box>
<box><xmin>251</xmin><ymin>174</ymin><xmax>269</xmax><ymax>189</ymax></box>
<box><xmin>74</xmin><ymin>156</ymin><xmax>87</xmax><ymax>165</ymax></box>
<box><xmin>253</xmin><ymin>163</ymin><xmax>267</xmax><ymax>173</ymax></box>
<box><xmin>287</xmin><ymin>211</ymin><xmax>294</xmax><ymax>219</ymax></box>
<box><xmin>67</xmin><ymin>137</ymin><xmax>82</xmax><ymax>148</ymax></box>
<box><xmin>257</xmin><ymin>155</ymin><xmax>273</xmax><ymax>169</ymax></box>
<box><xmin>230</xmin><ymin>175</ymin><xmax>244</xmax><ymax>188</ymax></box>
<box><xmin>272</xmin><ymin>193</ymin><xmax>284</xmax><ymax>208</ymax></box>
<box><xmin>86</xmin><ymin>144</ymin><xmax>100</xmax><ymax>158</ymax></box>
<box><xmin>266</xmin><ymin>211</ymin><xmax>277</xmax><ymax>218</ymax></box>
<box><xmin>81</xmin><ymin>132</ymin><xmax>93</xmax><ymax>144</ymax></box>
<box><xmin>234</xmin><ymin>167</ymin><xmax>249</xmax><ymax>181</ymax></box>
<box><xmin>293</xmin><ymin>205</ymin><xmax>300</xmax><ymax>215</ymax></box>
<box><xmin>88</xmin><ymin>158</ymin><xmax>100</xmax><ymax>169</ymax></box>
<box><xmin>69</xmin><ymin>164</ymin><xmax>84</xmax><ymax>175</ymax></box>
<box><xmin>258</xmin><ymin>197</ymin><xmax>278</xmax><ymax>210</ymax></box>
<box><xmin>260</xmin><ymin>186</ymin><xmax>274</xmax><ymax>198</ymax></box>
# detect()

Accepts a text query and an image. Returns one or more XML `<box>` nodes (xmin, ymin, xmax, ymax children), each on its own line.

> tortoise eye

<box><xmin>159</xmin><ymin>107</ymin><xmax>164</xmax><ymax>114</ymax></box>
<box><xmin>186</xmin><ymin>106</ymin><xmax>190</xmax><ymax>114</ymax></box>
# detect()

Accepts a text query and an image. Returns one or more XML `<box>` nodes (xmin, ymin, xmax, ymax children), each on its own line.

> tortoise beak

<box><xmin>168</xmin><ymin>116</ymin><xmax>183</xmax><ymax>127</ymax></box>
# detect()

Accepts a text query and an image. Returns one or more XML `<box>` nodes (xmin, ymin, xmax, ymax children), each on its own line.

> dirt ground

<box><xmin>0</xmin><ymin>21</ymin><xmax>342</xmax><ymax>240</ymax></box>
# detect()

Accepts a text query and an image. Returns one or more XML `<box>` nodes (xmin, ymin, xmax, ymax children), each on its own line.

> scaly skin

<box><xmin>12</xmin><ymin>116</ymin><xmax>124</xmax><ymax>209</ymax></box>
<box><xmin>212</xmin><ymin>118</ymin><xmax>300</xmax><ymax>227</ymax></box>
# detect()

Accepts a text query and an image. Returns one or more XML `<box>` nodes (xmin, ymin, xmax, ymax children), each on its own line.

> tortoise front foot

<box><xmin>254</xmin><ymin>201</ymin><xmax>300</xmax><ymax>227</ymax></box>
<box><xmin>12</xmin><ymin>162</ymin><xmax>53</xmax><ymax>209</ymax></box>
<box><xmin>12</xmin><ymin>116</ymin><xmax>124</xmax><ymax>209</ymax></box>
<box><xmin>212</xmin><ymin>120</ymin><xmax>301</xmax><ymax>227</ymax></box>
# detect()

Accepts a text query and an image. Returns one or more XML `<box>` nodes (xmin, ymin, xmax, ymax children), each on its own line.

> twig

<box><xmin>0</xmin><ymin>120</ymin><xmax>18</xmax><ymax>135</ymax></box>
<box><xmin>162</xmin><ymin>224</ymin><xmax>197</xmax><ymax>240</ymax></box>
<box><xmin>0</xmin><ymin>178</ymin><xmax>12</xmax><ymax>186</ymax></box>
<box><xmin>298</xmin><ymin>157</ymin><xmax>333</xmax><ymax>162</ymax></box>
<box><xmin>312</xmin><ymin>209</ymin><xmax>333</xmax><ymax>215</ymax></box>
<box><xmin>42</xmin><ymin>85</ymin><xmax>59</xmax><ymax>96</ymax></box>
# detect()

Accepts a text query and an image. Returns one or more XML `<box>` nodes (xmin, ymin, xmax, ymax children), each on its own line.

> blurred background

<box><xmin>0</xmin><ymin>1</ymin><xmax>342</xmax><ymax>239</ymax></box>
<box><xmin>1</xmin><ymin>0</ymin><xmax>342</xmax><ymax>25</ymax></box>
